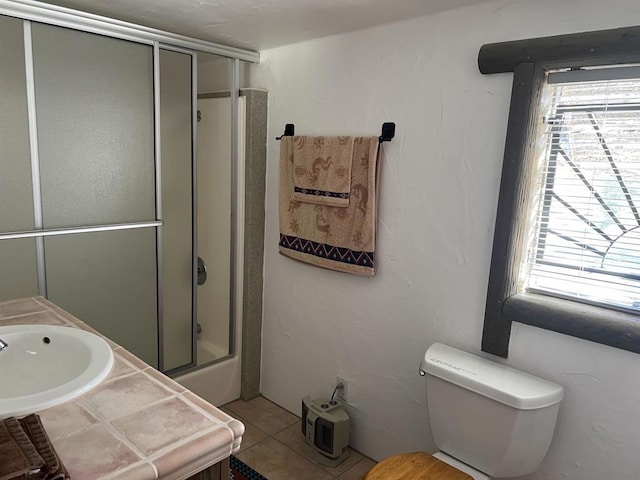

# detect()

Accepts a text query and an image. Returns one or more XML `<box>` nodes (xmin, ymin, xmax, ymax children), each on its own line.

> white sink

<box><xmin>0</xmin><ymin>324</ymin><xmax>114</xmax><ymax>419</ymax></box>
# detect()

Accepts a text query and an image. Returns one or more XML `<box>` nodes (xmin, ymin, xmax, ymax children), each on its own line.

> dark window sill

<box><xmin>504</xmin><ymin>292</ymin><xmax>640</xmax><ymax>355</ymax></box>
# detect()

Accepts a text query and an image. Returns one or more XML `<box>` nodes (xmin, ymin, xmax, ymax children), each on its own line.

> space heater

<box><xmin>301</xmin><ymin>396</ymin><xmax>350</xmax><ymax>459</ymax></box>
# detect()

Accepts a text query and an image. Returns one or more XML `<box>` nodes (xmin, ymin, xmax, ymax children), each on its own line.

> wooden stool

<box><xmin>363</xmin><ymin>452</ymin><xmax>474</xmax><ymax>480</ymax></box>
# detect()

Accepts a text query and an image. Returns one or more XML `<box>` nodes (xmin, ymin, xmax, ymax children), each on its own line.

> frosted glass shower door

<box><xmin>196</xmin><ymin>96</ymin><xmax>234</xmax><ymax>362</ymax></box>
<box><xmin>45</xmin><ymin>230</ymin><xmax>158</xmax><ymax>366</ymax></box>
<box><xmin>160</xmin><ymin>48</ymin><xmax>195</xmax><ymax>372</ymax></box>
<box><xmin>0</xmin><ymin>16</ymin><xmax>38</xmax><ymax>300</ymax></box>
<box><xmin>29</xmin><ymin>24</ymin><xmax>158</xmax><ymax>366</ymax></box>
<box><xmin>0</xmin><ymin>239</ymin><xmax>39</xmax><ymax>302</ymax></box>
<box><xmin>31</xmin><ymin>23</ymin><xmax>156</xmax><ymax>229</ymax></box>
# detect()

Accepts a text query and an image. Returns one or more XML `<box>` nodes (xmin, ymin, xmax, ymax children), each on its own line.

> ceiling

<box><xmin>38</xmin><ymin>0</ymin><xmax>490</xmax><ymax>52</ymax></box>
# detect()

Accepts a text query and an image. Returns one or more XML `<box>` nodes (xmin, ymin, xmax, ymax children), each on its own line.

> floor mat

<box><xmin>229</xmin><ymin>455</ymin><xmax>268</xmax><ymax>480</ymax></box>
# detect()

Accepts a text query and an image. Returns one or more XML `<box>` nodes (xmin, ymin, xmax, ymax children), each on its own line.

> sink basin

<box><xmin>0</xmin><ymin>324</ymin><xmax>113</xmax><ymax>419</ymax></box>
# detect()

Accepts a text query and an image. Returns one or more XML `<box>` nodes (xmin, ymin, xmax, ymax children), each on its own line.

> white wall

<box><xmin>254</xmin><ymin>1</ymin><xmax>640</xmax><ymax>478</ymax></box>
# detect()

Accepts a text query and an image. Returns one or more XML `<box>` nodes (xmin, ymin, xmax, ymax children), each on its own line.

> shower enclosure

<box><xmin>0</xmin><ymin>7</ymin><xmax>253</xmax><ymax>404</ymax></box>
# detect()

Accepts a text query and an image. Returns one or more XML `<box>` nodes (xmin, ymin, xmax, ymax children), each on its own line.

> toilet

<box><xmin>365</xmin><ymin>343</ymin><xmax>563</xmax><ymax>480</ymax></box>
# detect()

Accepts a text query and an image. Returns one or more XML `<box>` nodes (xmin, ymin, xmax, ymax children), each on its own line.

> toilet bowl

<box><xmin>365</xmin><ymin>343</ymin><xmax>563</xmax><ymax>479</ymax></box>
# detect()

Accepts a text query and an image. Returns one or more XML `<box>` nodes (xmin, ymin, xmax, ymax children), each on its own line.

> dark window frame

<box><xmin>479</xmin><ymin>26</ymin><xmax>640</xmax><ymax>358</ymax></box>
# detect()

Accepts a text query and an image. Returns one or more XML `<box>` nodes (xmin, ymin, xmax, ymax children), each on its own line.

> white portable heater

<box><xmin>301</xmin><ymin>396</ymin><xmax>350</xmax><ymax>459</ymax></box>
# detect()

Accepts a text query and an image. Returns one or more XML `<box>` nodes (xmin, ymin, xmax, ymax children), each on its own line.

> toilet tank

<box><xmin>421</xmin><ymin>343</ymin><xmax>563</xmax><ymax>478</ymax></box>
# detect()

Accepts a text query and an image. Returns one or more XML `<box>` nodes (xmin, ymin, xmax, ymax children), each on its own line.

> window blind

<box><xmin>523</xmin><ymin>75</ymin><xmax>640</xmax><ymax>312</ymax></box>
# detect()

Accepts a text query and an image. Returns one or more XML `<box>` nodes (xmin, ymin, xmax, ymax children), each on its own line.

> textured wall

<box><xmin>254</xmin><ymin>0</ymin><xmax>640</xmax><ymax>479</ymax></box>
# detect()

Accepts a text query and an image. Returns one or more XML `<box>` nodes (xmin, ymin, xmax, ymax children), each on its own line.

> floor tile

<box><xmin>237</xmin><ymin>437</ymin><xmax>334</xmax><ymax>480</ymax></box>
<box><xmin>338</xmin><ymin>457</ymin><xmax>377</xmax><ymax>480</ymax></box>
<box><xmin>220</xmin><ymin>407</ymin><xmax>269</xmax><ymax>453</ymax></box>
<box><xmin>225</xmin><ymin>396</ymin><xmax>274</xmax><ymax>412</ymax></box>
<box><xmin>224</xmin><ymin>396</ymin><xmax>298</xmax><ymax>435</ymax></box>
<box><xmin>223</xmin><ymin>396</ymin><xmax>377</xmax><ymax>480</ymax></box>
<box><xmin>274</xmin><ymin>422</ymin><xmax>364</xmax><ymax>476</ymax></box>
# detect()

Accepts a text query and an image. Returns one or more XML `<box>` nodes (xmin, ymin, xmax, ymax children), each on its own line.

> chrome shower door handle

<box><xmin>197</xmin><ymin>256</ymin><xmax>208</xmax><ymax>285</ymax></box>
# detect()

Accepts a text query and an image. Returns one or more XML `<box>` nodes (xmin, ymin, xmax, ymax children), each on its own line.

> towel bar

<box><xmin>275</xmin><ymin>122</ymin><xmax>395</xmax><ymax>143</ymax></box>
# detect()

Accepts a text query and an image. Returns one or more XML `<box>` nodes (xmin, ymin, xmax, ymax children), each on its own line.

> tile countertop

<box><xmin>0</xmin><ymin>297</ymin><xmax>244</xmax><ymax>480</ymax></box>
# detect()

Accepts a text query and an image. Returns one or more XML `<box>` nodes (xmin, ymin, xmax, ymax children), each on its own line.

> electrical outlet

<box><xmin>336</xmin><ymin>376</ymin><xmax>348</xmax><ymax>401</ymax></box>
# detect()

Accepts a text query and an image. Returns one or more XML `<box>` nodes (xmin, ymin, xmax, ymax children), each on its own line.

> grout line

<box><xmin>0</xmin><ymin>306</ymin><xmax>49</xmax><ymax>320</ymax></box>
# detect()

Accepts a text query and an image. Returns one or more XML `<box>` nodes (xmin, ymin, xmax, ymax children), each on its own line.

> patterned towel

<box><xmin>279</xmin><ymin>135</ymin><xmax>380</xmax><ymax>276</ymax></box>
<box><xmin>292</xmin><ymin>136</ymin><xmax>354</xmax><ymax>207</ymax></box>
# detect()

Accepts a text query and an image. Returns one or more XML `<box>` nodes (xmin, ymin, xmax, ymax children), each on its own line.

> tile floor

<box><xmin>221</xmin><ymin>396</ymin><xmax>377</xmax><ymax>480</ymax></box>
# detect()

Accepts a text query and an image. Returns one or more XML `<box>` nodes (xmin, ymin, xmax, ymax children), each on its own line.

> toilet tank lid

<box><xmin>422</xmin><ymin>343</ymin><xmax>563</xmax><ymax>410</ymax></box>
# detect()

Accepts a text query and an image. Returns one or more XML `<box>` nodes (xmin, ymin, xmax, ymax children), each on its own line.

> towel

<box><xmin>19</xmin><ymin>415</ymin><xmax>70</xmax><ymax>480</ymax></box>
<box><xmin>292</xmin><ymin>136</ymin><xmax>354</xmax><ymax>207</ymax></box>
<box><xmin>0</xmin><ymin>417</ymin><xmax>44</xmax><ymax>480</ymax></box>
<box><xmin>0</xmin><ymin>415</ymin><xmax>70</xmax><ymax>480</ymax></box>
<box><xmin>279</xmin><ymin>135</ymin><xmax>380</xmax><ymax>276</ymax></box>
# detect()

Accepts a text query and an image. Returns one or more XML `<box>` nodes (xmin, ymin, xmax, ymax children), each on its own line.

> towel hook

<box><xmin>275</xmin><ymin>123</ymin><xmax>295</xmax><ymax>140</ymax></box>
<box><xmin>379</xmin><ymin>122</ymin><xmax>395</xmax><ymax>143</ymax></box>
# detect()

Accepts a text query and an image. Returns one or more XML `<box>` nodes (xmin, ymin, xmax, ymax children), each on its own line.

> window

<box><xmin>478</xmin><ymin>27</ymin><xmax>640</xmax><ymax>357</ymax></box>
<box><xmin>526</xmin><ymin>73</ymin><xmax>640</xmax><ymax>312</ymax></box>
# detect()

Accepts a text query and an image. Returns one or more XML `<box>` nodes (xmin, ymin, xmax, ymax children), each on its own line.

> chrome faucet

<box><xmin>0</xmin><ymin>338</ymin><xmax>7</xmax><ymax>351</ymax></box>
